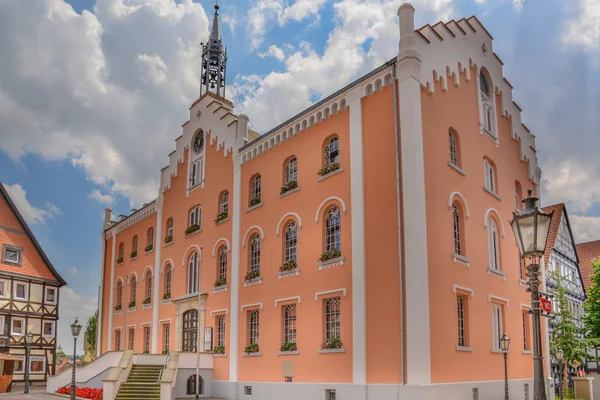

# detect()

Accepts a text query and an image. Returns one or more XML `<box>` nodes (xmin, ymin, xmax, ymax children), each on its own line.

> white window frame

<box><xmin>189</xmin><ymin>206</ymin><xmax>201</xmax><ymax>227</ymax></box>
<box><xmin>29</xmin><ymin>355</ymin><xmax>46</xmax><ymax>374</ymax></box>
<box><xmin>220</xmin><ymin>191</ymin><xmax>229</xmax><ymax>215</ymax></box>
<box><xmin>166</xmin><ymin>218</ymin><xmax>174</xmax><ymax>238</ymax></box>
<box><xmin>13</xmin><ymin>355</ymin><xmax>24</xmax><ymax>373</ymax></box>
<box><xmin>189</xmin><ymin>158</ymin><xmax>203</xmax><ymax>188</ymax></box>
<box><xmin>188</xmin><ymin>252</ymin><xmax>199</xmax><ymax>294</ymax></box>
<box><xmin>449</xmin><ymin>131</ymin><xmax>458</xmax><ymax>166</ymax></box>
<box><xmin>248</xmin><ymin>310</ymin><xmax>259</xmax><ymax>346</ymax></box>
<box><xmin>116</xmin><ymin>330</ymin><xmax>121</xmax><ymax>351</ymax></box>
<box><xmin>11</xmin><ymin>317</ymin><xmax>26</xmax><ymax>336</ymax></box>
<box><xmin>45</xmin><ymin>287</ymin><xmax>57</xmax><ymax>305</ymax></box>
<box><xmin>13</xmin><ymin>281</ymin><xmax>28</xmax><ymax>301</ymax></box>
<box><xmin>0</xmin><ymin>315</ymin><xmax>5</xmax><ymax>337</ymax></box>
<box><xmin>129</xmin><ymin>328</ymin><xmax>135</xmax><ymax>350</ymax></box>
<box><xmin>491</xmin><ymin>303</ymin><xmax>504</xmax><ymax>351</ymax></box>
<box><xmin>484</xmin><ymin>159</ymin><xmax>496</xmax><ymax>193</ymax></box>
<box><xmin>217</xmin><ymin>315</ymin><xmax>225</xmax><ymax>347</ymax></box>
<box><xmin>42</xmin><ymin>320</ymin><xmax>56</xmax><ymax>337</ymax></box>
<box><xmin>325</xmin><ymin>297</ymin><xmax>341</xmax><ymax>341</ymax></box>
<box><xmin>218</xmin><ymin>247</ymin><xmax>227</xmax><ymax>281</ymax></box>
<box><xmin>478</xmin><ymin>71</ymin><xmax>496</xmax><ymax>138</ymax></box>
<box><xmin>164</xmin><ymin>324</ymin><xmax>170</xmax><ymax>352</ymax></box>
<box><xmin>488</xmin><ymin>218</ymin><xmax>500</xmax><ymax>271</ymax></box>
<box><xmin>0</xmin><ymin>279</ymin><xmax>9</xmax><ymax>299</ymax></box>
<box><xmin>2</xmin><ymin>244</ymin><xmax>23</xmax><ymax>266</ymax></box>
<box><xmin>144</xmin><ymin>326</ymin><xmax>151</xmax><ymax>352</ymax></box>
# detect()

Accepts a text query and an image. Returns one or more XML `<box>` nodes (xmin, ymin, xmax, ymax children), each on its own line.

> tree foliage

<box><xmin>584</xmin><ymin>259</ymin><xmax>600</xmax><ymax>338</ymax></box>
<box><xmin>85</xmin><ymin>310</ymin><xmax>98</xmax><ymax>355</ymax></box>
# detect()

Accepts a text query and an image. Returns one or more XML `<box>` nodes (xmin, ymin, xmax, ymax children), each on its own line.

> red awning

<box><xmin>0</xmin><ymin>354</ymin><xmax>22</xmax><ymax>362</ymax></box>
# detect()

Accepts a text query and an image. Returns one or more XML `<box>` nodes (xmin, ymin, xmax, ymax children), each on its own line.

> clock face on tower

<box><xmin>193</xmin><ymin>131</ymin><xmax>204</xmax><ymax>153</ymax></box>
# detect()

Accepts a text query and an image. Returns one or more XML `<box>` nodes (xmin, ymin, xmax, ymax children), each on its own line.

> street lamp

<box><xmin>556</xmin><ymin>349</ymin><xmax>564</xmax><ymax>400</ymax></box>
<box><xmin>23</xmin><ymin>332</ymin><xmax>33</xmax><ymax>394</ymax></box>
<box><xmin>510</xmin><ymin>189</ymin><xmax>554</xmax><ymax>400</ymax></box>
<box><xmin>70</xmin><ymin>318</ymin><xmax>82</xmax><ymax>400</ymax></box>
<box><xmin>500</xmin><ymin>332</ymin><xmax>511</xmax><ymax>400</ymax></box>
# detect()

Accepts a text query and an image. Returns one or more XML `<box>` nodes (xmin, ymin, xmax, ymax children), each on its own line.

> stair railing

<box><xmin>156</xmin><ymin>351</ymin><xmax>169</xmax><ymax>384</ymax></box>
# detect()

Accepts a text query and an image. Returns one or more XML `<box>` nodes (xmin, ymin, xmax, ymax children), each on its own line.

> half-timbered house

<box><xmin>0</xmin><ymin>183</ymin><xmax>67</xmax><ymax>383</ymax></box>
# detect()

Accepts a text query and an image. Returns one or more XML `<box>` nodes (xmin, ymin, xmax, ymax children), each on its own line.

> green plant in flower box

<box><xmin>117</xmin><ymin>257</ymin><xmax>124</xmax><ymax>264</ymax></box>
<box><xmin>280</xmin><ymin>180</ymin><xmax>298</xmax><ymax>195</ymax></box>
<box><xmin>130</xmin><ymin>251</ymin><xmax>137</xmax><ymax>258</ymax></box>
<box><xmin>319</xmin><ymin>249</ymin><xmax>341</xmax><ymax>262</ymax></box>
<box><xmin>145</xmin><ymin>244</ymin><xmax>153</xmax><ymax>252</ymax></box>
<box><xmin>280</xmin><ymin>342</ymin><xmax>297</xmax><ymax>352</ymax></box>
<box><xmin>214</xmin><ymin>345</ymin><xmax>225</xmax><ymax>355</ymax></box>
<box><xmin>244</xmin><ymin>343</ymin><xmax>259</xmax><ymax>353</ymax></box>
<box><xmin>214</xmin><ymin>277</ymin><xmax>227</xmax><ymax>287</ymax></box>
<box><xmin>185</xmin><ymin>224</ymin><xmax>200</xmax><ymax>235</ymax></box>
<box><xmin>280</xmin><ymin>260</ymin><xmax>298</xmax><ymax>272</ymax></box>
<box><xmin>163</xmin><ymin>292</ymin><xmax>171</xmax><ymax>300</ymax></box>
<box><xmin>214</xmin><ymin>212</ymin><xmax>228</xmax><ymax>224</ymax></box>
<box><xmin>244</xmin><ymin>269</ymin><xmax>260</xmax><ymax>281</ymax></box>
<box><xmin>128</xmin><ymin>301</ymin><xmax>136</xmax><ymax>309</ymax></box>
<box><xmin>164</xmin><ymin>235</ymin><xmax>173</xmax><ymax>244</ymax></box>
<box><xmin>321</xmin><ymin>337</ymin><xmax>343</xmax><ymax>349</ymax></box>
<box><xmin>115</xmin><ymin>304</ymin><xmax>122</xmax><ymax>311</ymax></box>
<box><xmin>143</xmin><ymin>297</ymin><xmax>151</xmax><ymax>305</ymax></box>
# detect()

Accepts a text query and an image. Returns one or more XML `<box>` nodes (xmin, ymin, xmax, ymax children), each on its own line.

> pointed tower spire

<box><xmin>200</xmin><ymin>1</ymin><xmax>228</xmax><ymax>98</ymax></box>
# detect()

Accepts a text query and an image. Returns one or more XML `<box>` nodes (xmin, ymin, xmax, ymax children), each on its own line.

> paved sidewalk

<box><xmin>0</xmin><ymin>394</ymin><xmax>63</xmax><ymax>399</ymax></box>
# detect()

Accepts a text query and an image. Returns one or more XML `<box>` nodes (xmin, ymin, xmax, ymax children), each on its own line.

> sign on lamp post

<box><xmin>540</xmin><ymin>298</ymin><xmax>552</xmax><ymax>314</ymax></box>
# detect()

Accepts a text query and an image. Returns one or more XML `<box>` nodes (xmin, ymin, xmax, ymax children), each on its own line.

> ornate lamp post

<box><xmin>70</xmin><ymin>318</ymin><xmax>82</xmax><ymax>400</ymax></box>
<box><xmin>556</xmin><ymin>349</ymin><xmax>564</xmax><ymax>400</ymax></box>
<box><xmin>23</xmin><ymin>332</ymin><xmax>33</xmax><ymax>394</ymax></box>
<box><xmin>510</xmin><ymin>189</ymin><xmax>554</xmax><ymax>400</ymax></box>
<box><xmin>500</xmin><ymin>332</ymin><xmax>511</xmax><ymax>400</ymax></box>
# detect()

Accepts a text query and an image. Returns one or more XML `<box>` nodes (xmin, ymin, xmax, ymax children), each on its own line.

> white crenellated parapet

<box><xmin>105</xmin><ymin>202</ymin><xmax>157</xmax><ymax>239</ymax></box>
<box><xmin>414</xmin><ymin>14</ymin><xmax>539</xmax><ymax>186</ymax></box>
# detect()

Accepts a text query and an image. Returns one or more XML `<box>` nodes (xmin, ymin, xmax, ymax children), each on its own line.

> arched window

<box><xmin>165</xmin><ymin>218</ymin><xmax>174</xmax><ymax>242</ymax></box>
<box><xmin>250</xmin><ymin>175</ymin><xmax>261</xmax><ymax>206</ymax></box>
<box><xmin>219</xmin><ymin>191</ymin><xmax>229</xmax><ymax>215</ymax></box>
<box><xmin>285</xmin><ymin>157</ymin><xmax>298</xmax><ymax>184</ymax></box>
<box><xmin>284</xmin><ymin>222</ymin><xmax>298</xmax><ymax>263</ymax></box>
<box><xmin>187</xmin><ymin>375</ymin><xmax>204</xmax><ymax>395</ymax></box>
<box><xmin>146</xmin><ymin>228</ymin><xmax>154</xmax><ymax>251</ymax></box>
<box><xmin>324</xmin><ymin>136</ymin><xmax>340</xmax><ymax>169</ymax></box>
<box><xmin>218</xmin><ymin>247</ymin><xmax>227</xmax><ymax>281</ymax></box>
<box><xmin>488</xmin><ymin>217</ymin><xmax>500</xmax><ymax>271</ymax></box>
<box><xmin>118</xmin><ymin>243</ymin><xmax>124</xmax><ymax>262</ymax></box>
<box><xmin>249</xmin><ymin>234</ymin><xmax>261</xmax><ymax>272</ymax></box>
<box><xmin>484</xmin><ymin>158</ymin><xmax>497</xmax><ymax>194</ymax></box>
<box><xmin>131</xmin><ymin>236</ymin><xmax>138</xmax><ymax>258</ymax></box>
<box><xmin>452</xmin><ymin>203</ymin><xmax>462</xmax><ymax>256</ymax></box>
<box><xmin>479</xmin><ymin>69</ymin><xmax>495</xmax><ymax>136</ymax></box>
<box><xmin>145</xmin><ymin>271</ymin><xmax>152</xmax><ymax>301</ymax></box>
<box><xmin>116</xmin><ymin>281</ymin><xmax>123</xmax><ymax>307</ymax></box>
<box><xmin>188</xmin><ymin>252</ymin><xmax>198</xmax><ymax>294</ymax></box>
<box><xmin>188</xmin><ymin>206</ymin><xmax>201</xmax><ymax>230</ymax></box>
<box><xmin>449</xmin><ymin>129</ymin><xmax>461</xmax><ymax>168</ymax></box>
<box><xmin>182</xmin><ymin>310</ymin><xmax>198</xmax><ymax>352</ymax></box>
<box><xmin>325</xmin><ymin>206</ymin><xmax>341</xmax><ymax>253</ymax></box>
<box><xmin>130</xmin><ymin>277</ymin><xmax>137</xmax><ymax>306</ymax></box>
<box><xmin>515</xmin><ymin>181</ymin><xmax>523</xmax><ymax>210</ymax></box>
<box><xmin>164</xmin><ymin>265</ymin><xmax>172</xmax><ymax>298</ymax></box>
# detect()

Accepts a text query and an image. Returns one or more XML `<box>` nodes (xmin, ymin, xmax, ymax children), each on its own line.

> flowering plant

<box><xmin>280</xmin><ymin>180</ymin><xmax>298</xmax><ymax>195</ymax></box>
<box><xmin>117</xmin><ymin>257</ymin><xmax>124</xmax><ymax>264</ymax></box>
<box><xmin>319</xmin><ymin>249</ymin><xmax>341</xmax><ymax>262</ymax></box>
<box><xmin>128</xmin><ymin>300</ymin><xmax>136</xmax><ymax>309</ymax></box>
<box><xmin>130</xmin><ymin>250</ymin><xmax>137</xmax><ymax>259</ymax></box>
<box><xmin>249</xmin><ymin>197</ymin><xmax>261</xmax><ymax>206</ymax></box>
<box><xmin>214</xmin><ymin>212</ymin><xmax>229</xmax><ymax>224</ymax></box>
<box><xmin>317</xmin><ymin>162</ymin><xmax>340</xmax><ymax>176</ymax></box>
<box><xmin>280</xmin><ymin>342</ymin><xmax>297</xmax><ymax>352</ymax></box>
<box><xmin>163</xmin><ymin>292</ymin><xmax>171</xmax><ymax>300</ymax></box>
<box><xmin>244</xmin><ymin>270</ymin><xmax>260</xmax><ymax>281</ymax></box>
<box><xmin>145</xmin><ymin>244</ymin><xmax>153</xmax><ymax>252</ymax></box>
<box><xmin>214</xmin><ymin>277</ymin><xmax>227</xmax><ymax>287</ymax></box>
<box><xmin>114</xmin><ymin>304</ymin><xmax>122</xmax><ymax>311</ymax></box>
<box><xmin>244</xmin><ymin>343</ymin><xmax>259</xmax><ymax>353</ymax></box>
<box><xmin>56</xmin><ymin>386</ymin><xmax>103</xmax><ymax>400</ymax></box>
<box><xmin>279</xmin><ymin>260</ymin><xmax>298</xmax><ymax>272</ymax></box>
<box><xmin>143</xmin><ymin>297</ymin><xmax>151</xmax><ymax>305</ymax></box>
<box><xmin>164</xmin><ymin>235</ymin><xmax>173</xmax><ymax>244</ymax></box>
<box><xmin>185</xmin><ymin>224</ymin><xmax>200</xmax><ymax>235</ymax></box>
<box><xmin>321</xmin><ymin>337</ymin><xmax>343</xmax><ymax>350</ymax></box>
<box><xmin>214</xmin><ymin>345</ymin><xmax>225</xmax><ymax>355</ymax></box>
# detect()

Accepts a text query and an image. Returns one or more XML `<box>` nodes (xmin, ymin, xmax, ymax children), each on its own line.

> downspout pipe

<box><xmin>391</xmin><ymin>62</ymin><xmax>405</xmax><ymax>385</ymax></box>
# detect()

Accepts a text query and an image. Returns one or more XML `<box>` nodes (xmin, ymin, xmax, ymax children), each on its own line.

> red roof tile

<box><xmin>576</xmin><ymin>240</ymin><xmax>600</xmax><ymax>292</ymax></box>
<box><xmin>542</xmin><ymin>203</ymin><xmax>565</xmax><ymax>268</ymax></box>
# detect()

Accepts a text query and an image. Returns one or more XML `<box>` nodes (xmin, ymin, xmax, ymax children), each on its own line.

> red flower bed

<box><xmin>56</xmin><ymin>386</ymin><xmax>103</xmax><ymax>400</ymax></box>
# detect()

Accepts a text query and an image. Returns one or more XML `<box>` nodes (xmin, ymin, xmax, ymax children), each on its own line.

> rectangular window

<box><xmin>190</xmin><ymin>159</ymin><xmax>203</xmax><ymax>187</ymax></box>
<box><xmin>164</xmin><ymin>324</ymin><xmax>170</xmax><ymax>352</ymax></box>
<box><xmin>13</xmin><ymin>356</ymin><xmax>24</xmax><ymax>373</ymax></box>
<box><xmin>325</xmin><ymin>297</ymin><xmax>341</xmax><ymax>341</ymax></box>
<box><xmin>129</xmin><ymin>328</ymin><xmax>135</xmax><ymax>351</ymax></box>
<box><xmin>29</xmin><ymin>356</ymin><xmax>46</xmax><ymax>374</ymax></box>
<box><xmin>217</xmin><ymin>315</ymin><xmax>225</xmax><ymax>347</ymax></box>
<box><xmin>0</xmin><ymin>280</ymin><xmax>7</xmax><ymax>298</ymax></box>
<box><xmin>457</xmin><ymin>294</ymin><xmax>469</xmax><ymax>347</ymax></box>
<box><xmin>522</xmin><ymin>310</ymin><xmax>531</xmax><ymax>351</ymax></box>
<box><xmin>116</xmin><ymin>330</ymin><xmax>121</xmax><ymax>351</ymax></box>
<box><xmin>326</xmin><ymin>389</ymin><xmax>336</xmax><ymax>400</ymax></box>
<box><xmin>492</xmin><ymin>304</ymin><xmax>504</xmax><ymax>350</ymax></box>
<box><xmin>283</xmin><ymin>304</ymin><xmax>297</xmax><ymax>344</ymax></box>
<box><xmin>43</xmin><ymin>321</ymin><xmax>55</xmax><ymax>337</ymax></box>
<box><xmin>0</xmin><ymin>316</ymin><xmax>5</xmax><ymax>337</ymax></box>
<box><xmin>45</xmin><ymin>287</ymin><xmax>57</xmax><ymax>305</ymax></box>
<box><xmin>13</xmin><ymin>282</ymin><xmax>27</xmax><ymax>300</ymax></box>
<box><xmin>144</xmin><ymin>326</ymin><xmax>150</xmax><ymax>353</ymax></box>
<box><xmin>248</xmin><ymin>310</ymin><xmax>259</xmax><ymax>346</ymax></box>
<box><xmin>11</xmin><ymin>317</ymin><xmax>25</xmax><ymax>336</ymax></box>
<box><xmin>2</xmin><ymin>244</ymin><xmax>23</xmax><ymax>266</ymax></box>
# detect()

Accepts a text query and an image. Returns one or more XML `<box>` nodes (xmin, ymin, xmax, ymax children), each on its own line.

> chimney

<box><xmin>236</xmin><ymin>114</ymin><xmax>249</xmax><ymax>149</ymax></box>
<box><xmin>103</xmin><ymin>208</ymin><xmax>113</xmax><ymax>230</ymax></box>
<box><xmin>398</xmin><ymin>3</ymin><xmax>421</xmax><ymax>62</ymax></box>
<box><xmin>131</xmin><ymin>208</ymin><xmax>137</xmax><ymax>214</ymax></box>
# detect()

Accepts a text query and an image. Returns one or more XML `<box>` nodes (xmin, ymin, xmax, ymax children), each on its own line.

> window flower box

<box><xmin>319</xmin><ymin>249</ymin><xmax>341</xmax><ymax>262</ymax></box>
<box><xmin>244</xmin><ymin>343</ymin><xmax>259</xmax><ymax>354</ymax></box>
<box><xmin>214</xmin><ymin>277</ymin><xmax>227</xmax><ymax>288</ymax></box>
<box><xmin>145</xmin><ymin>244</ymin><xmax>153</xmax><ymax>252</ymax></box>
<box><xmin>143</xmin><ymin>297</ymin><xmax>151</xmax><ymax>305</ymax></box>
<box><xmin>280</xmin><ymin>260</ymin><xmax>298</xmax><ymax>272</ymax></box>
<box><xmin>244</xmin><ymin>270</ymin><xmax>260</xmax><ymax>281</ymax></box>
<box><xmin>321</xmin><ymin>337</ymin><xmax>343</xmax><ymax>350</ymax></box>
<box><xmin>164</xmin><ymin>235</ymin><xmax>173</xmax><ymax>244</ymax></box>
<box><xmin>249</xmin><ymin>197</ymin><xmax>261</xmax><ymax>207</ymax></box>
<box><xmin>214</xmin><ymin>212</ymin><xmax>228</xmax><ymax>224</ymax></box>
<box><xmin>115</xmin><ymin>304</ymin><xmax>122</xmax><ymax>311</ymax></box>
<box><xmin>128</xmin><ymin>301</ymin><xmax>136</xmax><ymax>309</ymax></box>
<box><xmin>163</xmin><ymin>292</ymin><xmax>171</xmax><ymax>300</ymax></box>
<box><xmin>280</xmin><ymin>180</ymin><xmax>298</xmax><ymax>195</ymax></box>
<box><xmin>130</xmin><ymin>251</ymin><xmax>137</xmax><ymax>259</ymax></box>
<box><xmin>214</xmin><ymin>345</ymin><xmax>225</xmax><ymax>355</ymax></box>
<box><xmin>280</xmin><ymin>342</ymin><xmax>297</xmax><ymax>352</ymax></box>
<box><xmin>117</xmin><ymin>257</ymin><xmax>124</xmax><ymax>264</ymax></box>
<box><xmin>185</xmin><ymin>224</ymin><xmax>200</xmax><ymax>236</ymax></box>
<box><xmin>317</xmin><ymin>163</ymin><xmax>340</xmax><ymax>176</ymax></box>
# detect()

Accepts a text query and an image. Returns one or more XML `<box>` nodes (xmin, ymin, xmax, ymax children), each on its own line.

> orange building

<box><xmin>96</xmin><ymin>3</ymin><xmax>551</xmax><ymax>399</ymax></box>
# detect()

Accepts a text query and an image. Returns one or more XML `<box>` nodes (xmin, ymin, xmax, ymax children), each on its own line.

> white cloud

<box><xmin>569</xmin><ymin>215</ymin><xmax>600</xmax><ymax>243</ymax></box>
<box><xmin>562</xmin><ymin>0</ymin><xmax>600</xmax><ymax>49</ymax></box>
<box><xmin>88</xmin><ymin>189</ymin><xmax>115</xmax><ymax>205</ymax></box>
<box><xmin>3</xmin><ymin>183</ymin><xmax>61</xmax><ymax>225</ymax></box>
<box><xmin>259</xmin><ymin>44</ymin><xmax>286</xmax><ymax>61</ymax></box>
<box><xmin>70</xmin><ymin>266</ymin><xmax>79</xmax><ymax>275</ymax></box>
<box><xmin>0</xmin><ymin>0</ymin><xmax>210</xmax><ymax>207</ymax></box>
<box><xmin>58</xmin><ymin>287</ymin><xmax>97</xmax><ymax>355</ymax></box>
<box><xmin>542</xmin><ymin>158</ymin><xmax>600</xmax><ymax>214</ymax></box>
<box><xmin>513</xmin><ymin>0</ymin><xmax>523</xmax><ymax>9</ymax></box>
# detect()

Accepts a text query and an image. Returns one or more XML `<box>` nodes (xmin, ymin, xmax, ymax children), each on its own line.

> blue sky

<box><xmin>0</xmin><ymin>0</ymin><xmax>599</xmax><ymax>352</ymax></box>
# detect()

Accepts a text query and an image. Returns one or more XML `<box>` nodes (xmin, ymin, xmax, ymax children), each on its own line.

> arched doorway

<box><xmin>182</xmin><ymin>309</ymin><xmax>198</xmax><ymax>352</ymax></box>
<box><xmin>187</xmin><ymin>374</ymin><xmax>204</xmax><ymax>395</ymax></box>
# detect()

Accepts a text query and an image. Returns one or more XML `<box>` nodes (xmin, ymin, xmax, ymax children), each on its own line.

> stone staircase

<box><xmin>115</xmin><ymin>364</ymin><xmax>162</xmax><ymax>400</ymax></box>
